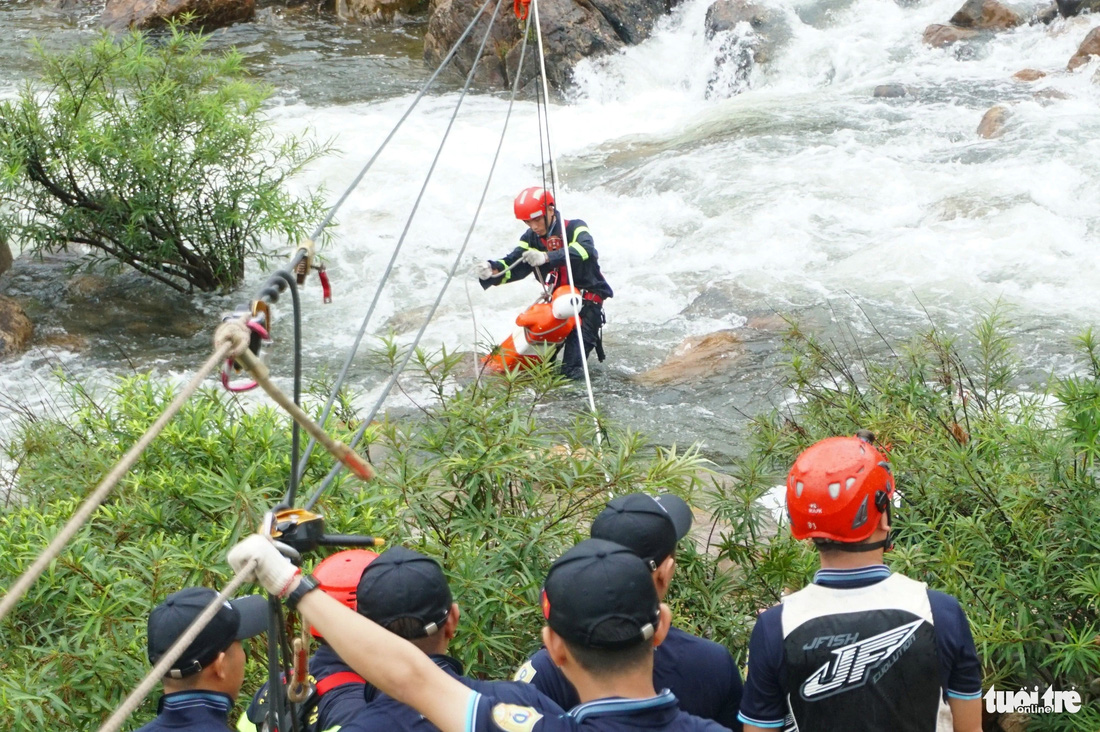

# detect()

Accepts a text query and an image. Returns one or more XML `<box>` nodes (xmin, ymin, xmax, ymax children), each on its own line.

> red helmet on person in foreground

<box><xmin>786</xmin><ymin>435</ymin><xmax>894</xmax><ymax>544</ymax></box>
<box><xmin>309</xmin><ymin>549</ymin><xmax>379</xmax><ymax>638</ymax></box>
<box><xmin>514</xmin><ymin>187</ymin><xmax>554</xmax><ymax>221</ymax></box>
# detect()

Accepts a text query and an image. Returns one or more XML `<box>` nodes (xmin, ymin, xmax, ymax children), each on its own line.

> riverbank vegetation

<box><xmin>0</xmin><ymin>24</ymin><xmax>329</xmax><ymax>293</ymax></box>
<box><xmin>1</xmin><ymin>315</ymin><xmax>1097</xmax><ymax>730</ymax></box>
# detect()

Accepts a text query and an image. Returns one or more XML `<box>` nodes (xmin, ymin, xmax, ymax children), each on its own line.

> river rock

<box><xmin>922</xmin><ymin>23</ymin><xmax>980</xmax><ymax>47</ymax></box>
<box><xmin>0</xmin><ymin>296</ymin><xmax>34</xmax><ymax>357</ymax></box>
<box><xmin>1013</xmin><ymin>68</ymin><xmax>1046</xmax><ymax>81</ymax></box>
<box><xmin>1055</xmin><ymin>0</ymin><xmax>1100</xmax><ymax>16</ymax></box>
<box><xmin>424</xmin><ymin>0</ymin><xmax>668</xmax><ymax>91</ymax></box>
<box><xmin>873</xmin><ymin>83</ymin><xmax>912</xmax><ymax>97</ymax></box>
<box><xmin>100</xmin><ymin>0</ymin><xmax>254</xmax><ymax>31</ymax></box>
<box><xmin>704</xmin><ymin>0</ymin><xmax>790</xmax><ymax>97</ymax></box>
<box><xmin>634</xmin><ymin>331</ymin><xmax>745</xmax><ymax>386</ymax></box>
<box><xmin>949</xmin><ymin>0</ymin><xmax>1023</xmax><ymax>29</ymax></box>
<box><xmin>337</xmin><ymin>0</ymin><xmax>424</xmax><ymax>23</ymax></box>
<box><xmin>977</xmin><ymin>105</ymin><xmax>1010</xmax><ymax>138</ymax></box>
<box><xmin>1068</xmin><ymin>26</ymin><xmax>1100</xmax><ymax>71</ymax></box>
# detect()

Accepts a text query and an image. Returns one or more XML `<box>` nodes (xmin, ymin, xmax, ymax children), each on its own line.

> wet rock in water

<box><xmin>0</xmin><ymin>295</ymin><xmax>34</xmax><ymax>357</ymax></box>
<box><xmin>1033</xmin><ymin>88</ymin><xmax>1069</xmax><ymax>102</ymax></box>
<box><xmin>1034</xmin><ymin>0</ymin><xmax>1059</xmax><ymax>22</ymax></box>
<box><xmin>977</xmin><ymin>105</ymin><xmax>1010</xmax><ymax>138</ymax></box>
<box><xmin>922</xmin><ymin>23</ymin><xmax>980</xmax><ymax>47</ymax></box>
<box><xmin>704</xmin><ymin>0</ymin><xmax>791</xmax><ymax>97</ymax></box>
<box><xmin>337</xmin><ymin>0</ymin><xmax>424</xmax><ymax>23</ymax></box>
<box><xmin>949</xmin><ymin>0</ymin><xmax>1023</xmax><ymax>29</ymax></box>
<box><xmin>634</xmin><ymin>331</ymin><xmax>745</xmax><ymax>386</ymax></box>
<box><xmin>1013</xmin><ymin>68</ymin><xmax>1046</xmax><ymax>81</ymax></box>
<box><xmin>100</xmin><ymin>0</ymin><xmax>255</xmax><ymax>31</ymax></box>
<box><xmin>383</xmin><ymin>304</ymin><xmax>434</xmax><ymax>335</ymax></box>
<box><xmin>873</xmin><ymin>83</ymin><xmax>912</xmax><ymax>98</ymax></box>
<box><xmin>424</xmin><ymin>0</ymin><xmax>668</xmax><ymax>92</ymax></box>
<box><xmin>1055</xmin><ymin>0</ymin><xmax>1100</xmax><ymax>16</ymax></box>
<box><xmin>1068</xmin><ymin>26</ymin><xmax>1100</xmax><ymax>71</ymax></box>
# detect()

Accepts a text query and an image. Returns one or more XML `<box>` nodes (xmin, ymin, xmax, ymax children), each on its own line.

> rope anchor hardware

<box><xmin>514</xmin><ymin>0</ymin><xmax>531</xmax><ymax>20</ymax></box>
<box><xmin>221</xmin><ymin>314</ymin><xmax>272</xmax><ymax>393</ymax></box>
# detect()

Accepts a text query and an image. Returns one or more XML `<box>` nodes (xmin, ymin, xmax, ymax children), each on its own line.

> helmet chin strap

<box><xmin>822</xmin><ymin>533</ymin><xmax>892</xmax><ymax>553</ymax></box>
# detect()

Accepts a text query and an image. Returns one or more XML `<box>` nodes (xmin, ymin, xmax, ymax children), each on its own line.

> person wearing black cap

<box><xmin>514</xmin><ymin>494</ymin><xmax>743</xmax><ymax>730</ymax></box>
<box><xmin>227</xmin><ymin>535</ymin><xmax>730</xmax><ymax>731</ymax></box>
<box><xmin>138</xmin><ymin>586</ymin><xmax>268</xmax><ymax>732</ymax></box>
<box><xmin>337</xmin><ymin>546</ymin><xmax>556</xmax><ymax>731</ymax></box>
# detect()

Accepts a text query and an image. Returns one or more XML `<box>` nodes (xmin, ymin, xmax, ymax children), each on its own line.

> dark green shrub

<box><xmin>0</xmin><ymin>24</ymin><xmax>329</xmax><ymax>293</ymax></box>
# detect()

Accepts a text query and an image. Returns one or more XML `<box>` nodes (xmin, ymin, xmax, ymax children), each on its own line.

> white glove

<box><xmin>474</xmin><ymin>261</ymin><xmax>496</xmax><ymax>280</ymax></box>
<box><xmin>228</xmin><ymin>534</ymin><xmax>300</xmax><ymax>597</ymax></box>
<box><xmin>521</xmin><ymin>250</ymin><xmax>549</xmax><ymax>267</ymax></box>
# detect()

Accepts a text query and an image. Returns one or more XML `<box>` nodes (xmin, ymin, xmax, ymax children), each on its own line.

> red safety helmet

<box><xmin>786</xmin><ymin>435</ymin><xmax>894</xmax><ymax>544</ymax></box>
<box><xmin>309</xmin><ymin>549</ymin><xmax>379</xmax><ymax>638</ymax></box>
<box><xmin>514</xmin><ymin>187</ymin><xmax>554</xmax><ymax>221</ymax></box>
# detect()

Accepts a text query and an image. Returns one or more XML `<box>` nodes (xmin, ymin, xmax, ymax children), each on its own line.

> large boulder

<box><xmin>336</xmin><ymin>0</ymin><xmax>425</xmax><ymax>23</ymax></box>
<box><xmin>1068</xmin><ymin>26</ymin><xmax>1100</xmax><ymax>71</ymax></box>
<box><xmin>949</xmin><ymin>0</ymin><xmax>1023</xmax><ymax>29</ymax></box>
<box><xmin>977</xmin><ymin>105</ymin><xmax>1010</xmax><ymax>138</ymax></box>
<box><xmin>704</xmin><ymin>0</ymin><xmax>790</xmax><ymax>98</ymax></box>
<box><xmin>634</xmin><ymin>331</ymin><xmax>745</xmax><ymax>386</ymax></box>
<box><xmin>0</xmin><ymin>296</ymin><xmax>33</xmax><ymax>357</ymax></box>
<box><xmin>100</xmin><ymin>0</ymin><xmax>254</xmax><ymax>31</ymax></box>
<box><xmin>423</xmin><ymin>0</ymin><xmax>669</xmax><ymax>91</ymax></box>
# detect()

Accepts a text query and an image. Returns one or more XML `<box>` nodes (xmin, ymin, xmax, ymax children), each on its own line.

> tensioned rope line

<box><xmin>0</xmin><ymin>334</ymin><xmax>245</xmax><ymax>625</ymax></box>
<box><xmin>97</xmin><ymin>560</ymin><xmax>258</xmax><ymax>732</ymax></box>
<box><xmin>305</xmin><ymin>0</ymin><xmax>496</xmax><ymax>242</ymax></box>
<box><xmin>294</xmin><ymin>0</ymin><xmax>499</xmax><ymax>484</ymax></box>
<box><xmin>296</xmin><ymin>0</ymin><xmax>509</xmax><ymax>490</ymax></box>
<box><xmin>530</xmin><ymin>0</ymin><xmax>602</xmax><ymax>425</ymax></box>
<box><xmin>304</xmin><ymin>0</ymin><xmax>527</xmax><ymax>510</ymax></box>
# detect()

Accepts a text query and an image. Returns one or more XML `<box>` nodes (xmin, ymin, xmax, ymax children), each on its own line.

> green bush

<box><xmin>700</xmin><ymin>311</ymin><xmax>1100</xmax><ymax>732</ymax></box>
<box><xmin>0</xmin><ymin>353</ymin><xmax>725</xmax><ymax>729</ymax></box>
<box><xmin>0</xmin><ymin>24</ymin><xmax>329</xmax><ymax>293</ymax></box>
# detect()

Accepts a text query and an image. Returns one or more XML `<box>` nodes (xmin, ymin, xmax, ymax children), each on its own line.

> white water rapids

<box><xmin>1</xmin><ymin>0</ymin><xmax>1099</xmax><ymax>464</ymax></box>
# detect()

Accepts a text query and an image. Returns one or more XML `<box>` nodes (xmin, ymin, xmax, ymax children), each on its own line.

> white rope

<box><xmin>97</xmin><ymin>561</ymin><xmax>258</xmax><ymax>732</ymax></box>
<box><xmin>531</xmin><ymin>0</ymin><xmax>602</xmax><ymax>436</ymax></box>
<box><xmin>0</xmin><ymin>337</ymin><xmax>242</xmax><ymax>625</ymax></box>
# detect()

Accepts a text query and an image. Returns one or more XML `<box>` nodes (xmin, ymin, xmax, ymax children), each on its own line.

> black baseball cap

<box><xmin>356</xmin><ymin>546</ymin><xmax>452</xmax><ymax>637</ymax></box>
<box><xmin>147</xmin><ymin>587</ymin><xmax>268</xmax><ymax>679</ymax></box>
<box><xmin>541</xmin><ymin>538</ymin><xmax>660</xmax><ymax>650</ymax></box>
<box><xmin>590</xmin><ymin>493</ymin><xmax>693</xmax><ymax>570</ymax></box>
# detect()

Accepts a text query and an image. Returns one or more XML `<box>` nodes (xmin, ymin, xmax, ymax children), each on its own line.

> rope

<box><xmin>296</xmin><ymin>0</ymin><xmax>510</xmax><ymax>490</ymax></box>
<box><xmin>96</xmin><ymin>560</ymin><xmax>258</xmax><ymax>732</ymax></box>
<box><xmin>0</xmin><ymin>334</ymin><xmax>244</xmax><ymax>625</ymax></box>
<box><xmin>305</xmin><ymin>0</ymin><xmax>529</xmax><ymax>510</ymax></box>
<box><xmin>530</xmin><ymin>0</ymin><xmax>602</xmax><ymax>425</ymax></box>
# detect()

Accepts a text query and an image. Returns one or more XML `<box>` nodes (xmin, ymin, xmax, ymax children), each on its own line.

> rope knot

<box><xmin>214</xmin><ymin>319</ymin><xmax>252</xmax><ymax>359</ymax></box>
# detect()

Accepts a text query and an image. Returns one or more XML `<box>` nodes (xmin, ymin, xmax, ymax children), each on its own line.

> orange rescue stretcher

<box><xmin>483</xmin><ymin>285</ymin><xmax>583</xmax><ymax>372</ymax></box>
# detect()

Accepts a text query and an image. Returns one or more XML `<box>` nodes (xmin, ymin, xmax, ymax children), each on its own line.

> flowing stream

<box><xmin>1</xmin><ymin>0</ymin><xmax>1099</xmax><ymax>468</ymax></box>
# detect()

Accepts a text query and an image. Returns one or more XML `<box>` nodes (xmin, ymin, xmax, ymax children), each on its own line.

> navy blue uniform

<box><xmin>339</xmin><ymin>655</ymin><xmax>563</xmax><ymax>731</ymax></box>
<box><xmin>136</xmin><ymin>691</ymin><xmax>234</xmax><ymax>731</ymax></box>
<box><xmin>242</xmin><ymin>644</ymin><xmax>366</xmax><ymax>732</ymax></box>
<box><xmin>466</xmin><ymin>688</ymin><xmax>729</xmax><ymax>732</ymax></box>
<box><xmin>515</xmin><ymin>627</ymin><xmax>742</xmax><ymax>729</ymax></box>
<box><xmin>481</xmin><ymin>214</ymin><xmax>612</xmax><ymax>378</ymax></box>
<box><xmin>738</xmin><ymin>566</ymin><xmax>983</xmax><ymax>731</ymax></box>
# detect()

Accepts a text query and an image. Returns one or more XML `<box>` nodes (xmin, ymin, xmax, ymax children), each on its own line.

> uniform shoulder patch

<box><xmin>491</xmin><ymin>703</ymin><xmax>543</xmax><ymax>732</ymax></box>
<box><xmin>513</xmin><ymin>660</ymin><xmax>537</xmax><ymax>684</ymax></box>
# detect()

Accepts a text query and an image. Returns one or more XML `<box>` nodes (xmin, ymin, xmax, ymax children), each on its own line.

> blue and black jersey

<box><xmin>481</xmin><ymin>215</ymin><xmax>612</xmax><ymax>300</ymax></box>
<box><xmin>515</xmin><ymin>626</ymin><xmax>742</xmax><ymax>729</ymax></box>
<box><xmin>136</xmin><ymin>690</ymin><xmax>234</xmax><ymax>731</ymax></box>
<box><xmin>738</xmin><ymin>566</ymin><xmax>983</xmax><ymax>732</ymax></box>
<box><xmin>466</xmin><ymin>688</ymin><xmax>729</xmax><ymax>732</ymax></box>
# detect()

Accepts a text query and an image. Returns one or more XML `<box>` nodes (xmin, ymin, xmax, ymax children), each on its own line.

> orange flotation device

<box><xmin>484</xmin><ymin>285</ymin><xmax>583</xmax><ymax>372</ymax></box>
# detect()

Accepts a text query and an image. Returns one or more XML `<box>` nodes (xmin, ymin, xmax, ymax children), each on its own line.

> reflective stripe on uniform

<box><xmin>568</xmin><ymin>225</ymin><xmax>590</xmax><ymax>260</ymax></box>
